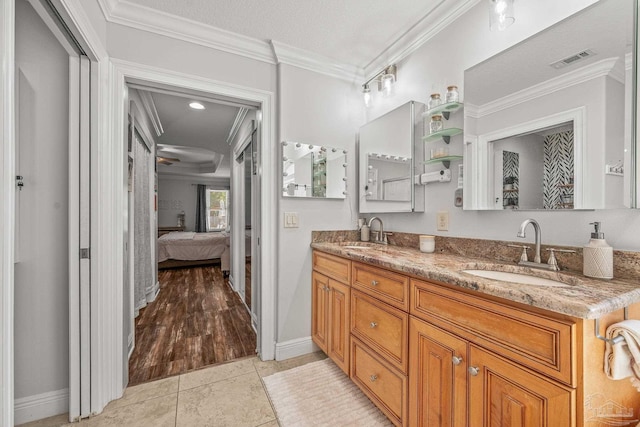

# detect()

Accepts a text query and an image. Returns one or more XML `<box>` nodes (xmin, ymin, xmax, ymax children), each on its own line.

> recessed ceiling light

<box><xmin>189</xmin><ymin>101</ymin><xmax>205</xmax><ymax>110</ymax></box>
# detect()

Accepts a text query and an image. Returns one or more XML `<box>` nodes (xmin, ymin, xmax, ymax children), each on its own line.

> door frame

<box><xmin>0</xmin><ymin>0</ymin><xmax>16</xmax><ymax>425</ymax></box>
<box><xmin>109</xmin><ymin>59</ymin><xmax>277</xmax><ymax>375</ymax></box>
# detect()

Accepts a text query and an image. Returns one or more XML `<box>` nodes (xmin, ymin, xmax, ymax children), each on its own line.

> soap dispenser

<box><xmin>583</xmin><ymin>222</ymin><xmax>613</xmax><ymax>279</ymax></box>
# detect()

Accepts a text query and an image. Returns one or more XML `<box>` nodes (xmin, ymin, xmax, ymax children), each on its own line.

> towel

<box><xmin>604</xmin><ymin>319</ymin><xmax>640</xmax><ymax>391</ymax></box>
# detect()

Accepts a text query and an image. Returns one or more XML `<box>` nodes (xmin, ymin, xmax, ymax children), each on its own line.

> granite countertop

<box><xmin>311</xmin><ymin>241</ymin><xmax>640</xmax><ymax>319</ymax></box>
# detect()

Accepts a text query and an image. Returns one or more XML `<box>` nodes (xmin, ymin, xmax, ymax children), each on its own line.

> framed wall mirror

<box><xmin>359</xmin><ymin>100</ymin><xmax>425</xmax><ymax>213</ymax></box>
<box><xmin>281</xmin><ymin>141</ymin><xmax>347</xmax><ymax>199</ymax></box>
<box><xmin>464</xmin><ymin>0</ymin><xmax>635</xmax><ymax>210</ymax></box>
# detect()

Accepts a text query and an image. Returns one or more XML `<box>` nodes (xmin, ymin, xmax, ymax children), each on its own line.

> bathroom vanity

<box><xmin>311</xmin><ymin>240</ymin><xmax>640</xmax><ymax>427</ymax></box>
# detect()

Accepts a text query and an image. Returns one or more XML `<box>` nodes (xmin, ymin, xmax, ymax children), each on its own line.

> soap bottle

<box><xmin>360</xmin><ymin>223</ymin><xmax>370</xmax><ymax>242</ymax></box>
<box><xmin>583</xmin><ymin>222</ymin><xmax>613</xmax><ymax>279</ymax></box>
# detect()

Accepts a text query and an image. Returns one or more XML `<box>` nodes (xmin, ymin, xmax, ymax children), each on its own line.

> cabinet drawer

<box><xmin>313</xmin><ymin>251</ymin><xmax>351</xmax><ymax>284</ymax></box>
<box><xmin>411</xmin><ymin>279</ymin><xmax>576</xmax><ymax>386</ymax></box>
<box><xmin>352</xmin><ymin>262</ymin><xmax>409</xmax><ymax>310</ymax></box>
<box><xmin>351</xmin><ymin>290</ymin><xmax>408</xmax><ymax>373</ymax></box>
<box><xmin>351</xmin><ymin>337</ymin><xmax>407</xmax><ymax>427</ymax></box>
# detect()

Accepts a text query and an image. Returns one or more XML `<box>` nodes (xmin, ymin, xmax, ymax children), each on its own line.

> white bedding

<box><xmin>157</xmin><ymin>231</ymin><xmax>229</xmax><ymax>263</ymax></box>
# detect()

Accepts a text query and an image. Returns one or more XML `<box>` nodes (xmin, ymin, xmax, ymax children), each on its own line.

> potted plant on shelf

<box><xmin>503</xmin><ymin>176</ymin><xmax>518</xmax><ymax>190</ymax></box>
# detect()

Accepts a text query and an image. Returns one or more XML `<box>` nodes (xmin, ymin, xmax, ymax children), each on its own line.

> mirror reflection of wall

<box><xmin>359</xmin><ymin>100</ymin><xmax>425</xmax><ymax>213</ymax></box>
<box><xmin>281</xmin><ymin>141</ymin><xmax>346</xmax><ymax>199</ymax></box>
<box><xmin>492</xmin><ymin>123</ymin><xmax>574</xmax><ymax>210</ymax></box>
<box><xmin>464</xmin><ymin>0</ymin><xmax>632</xmax><ymax>210</ymax></box>
<box><xmin>366</xmin><ymin>154</ymin><xmax>412</xmax><ymax>201</ymax></box>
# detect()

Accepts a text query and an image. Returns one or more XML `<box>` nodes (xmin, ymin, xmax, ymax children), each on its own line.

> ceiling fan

<box><xmin>157</xmin><ymin>156</ymin><xmax>181</xmax><ymax>166</ymax></box>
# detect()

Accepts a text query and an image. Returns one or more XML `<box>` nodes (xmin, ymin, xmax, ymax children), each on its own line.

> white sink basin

<box><xmin>461</xmin><ymin>269</ymin><xmax>571</xmax><ymax>287</ymax></box>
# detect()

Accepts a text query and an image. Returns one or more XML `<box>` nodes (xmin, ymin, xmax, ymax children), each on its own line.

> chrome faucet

<box><xmin>517</xmin><ymin>219</ymin><xmax>542</xmax><ymax>263</ymax></box>
<box><xmin>368</xmin><ymin>217</ymin><xmax>385</xmax><ymax>244</ymax></box>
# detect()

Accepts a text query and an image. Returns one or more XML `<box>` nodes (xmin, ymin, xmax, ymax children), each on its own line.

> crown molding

<box><xmin>271</xmin><ymin>41</ymin><xmax>363</xmax><ymax>82</ymax></box>
<box><xmin>364</xmin><ymin>0</ymin><xmax>481</xmax><ymax>78</ymax></box>
<box><xmin>226</xmin><ymin>107</ymin><xmax>249</xmax><ymax>145</ymax></box>
<box><xmin>97</xmin><ymin>0</ymin><xmax>275</xmax><ymax>64</ymax></box>
<box><xmin>466</xmin><ymin>57</ymin><xmax>621</xmax><ymax>119</ymax></box>
<box><xmin>138</xmin><ymin>90</ymin><xmax>164</xmax><ymax>137</ymax></box>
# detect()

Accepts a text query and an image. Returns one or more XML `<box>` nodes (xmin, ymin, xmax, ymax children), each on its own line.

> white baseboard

<box><xmin>275</xmin><ymin>336</ymin><xmax>319</xmax><ymax>361</ymax></box>
<box><xmin>14</xmin><ymin>388</ymin><xmax>69</xmax><ymax>425</ymax></box>
<box><xmin>145</xmin><ymin>281</ymin><xmax>160</xmax><ymax>303</ymax></box>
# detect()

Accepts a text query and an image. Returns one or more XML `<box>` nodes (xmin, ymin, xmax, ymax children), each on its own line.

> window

<box><xmin>206</xmin><ymin>189</ymin><xmax>228</xmax><ymax>231</ymax></box>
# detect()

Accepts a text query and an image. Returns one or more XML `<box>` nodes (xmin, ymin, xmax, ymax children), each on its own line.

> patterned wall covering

<box><xmin>543</xmin><ymin>130</ymin><xmax>574</xmax><ymax>209</ymax></box>
<box><xmin>502</xmin><ymin>151</ymin><xmax>519</xmax><ymax>208</ymax></box>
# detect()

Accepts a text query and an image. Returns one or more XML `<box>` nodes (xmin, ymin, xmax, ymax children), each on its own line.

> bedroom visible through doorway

<box><xmin>125</xmin><ymin>84</ymin><xmax>259</xmax><ymax>386</ymax></box>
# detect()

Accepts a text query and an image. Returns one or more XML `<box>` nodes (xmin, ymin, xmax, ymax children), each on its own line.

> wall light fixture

<box><xmin>489</xmin><ymin>0</ymin><xmax>515</xmax><ymax>31</ymax></box>
<box><xmin>361</xmin><ymin>64</ymin><xmax>397</xmax><ymax>107</ymax></box>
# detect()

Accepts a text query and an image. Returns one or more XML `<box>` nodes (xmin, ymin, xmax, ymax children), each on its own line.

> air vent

<box><xmin>550</xmin><ymin>49</ymin><xmax>597</xmax><ymax>69</ymax></box>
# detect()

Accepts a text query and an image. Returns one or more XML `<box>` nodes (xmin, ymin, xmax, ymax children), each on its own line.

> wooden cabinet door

<box><xmin>409</xmin><ymin>317</ymin><xmax>467</xmax><ymax>427</ymax></box>
<box><xmin>311</xmin><ymin>272</ymin><xmax>329</xmax><ymax>353</ymax></box>
<box><xmin>468</xmin><ymin>345</ymin><xmax>575</xmax><ymax>427</ymax></box>
<box><xmin>328</xmin><ymin>279</ymin><xmax>350</xmax><ymax>374</ymax></box>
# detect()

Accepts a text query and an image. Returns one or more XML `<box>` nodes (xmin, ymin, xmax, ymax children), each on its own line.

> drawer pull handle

<box><xmin>370</xmin><ymin>374</ymin><xmax>378</xmax><ymax>382</ymax></box>
<box><xmin>468</xmin><ymin>366</ymin><xmax>480</xmax><ymax>376</ymax></box>
<box><xmin>452</xmin><ymin>356</ymin><xmax>463</xmax><ymax>366</ymax></box>
<box><xmin>371</xmin><ymin>280</ymin><xmax>379</xmax><ymax>286</ymax></box>
<box><xmin>370</xmin><ymin>322</ymin><xmax>378</xmax><ymax>328</ymax></box>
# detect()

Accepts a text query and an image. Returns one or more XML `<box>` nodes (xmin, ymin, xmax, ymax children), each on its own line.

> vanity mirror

<box><xmin>281</xmin><ymin>141</ymin><xmax>347</xmax><ymax>199</ymax></box>
<box><xmin>359</xmin><ymin>100</ymin><xmax>425</xmax><ymax>213</ymax></box>
<box><xmin>464</xmin><ymin>0</ymin><xmax>635</xmax><ymax>210</ymax></box>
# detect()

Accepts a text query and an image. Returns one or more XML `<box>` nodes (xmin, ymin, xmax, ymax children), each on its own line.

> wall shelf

<box><xmin>424</xmin><ymin>155</ymin><xmax>463</xmax><ymax>169</ymax></box>
<box><xmin>422</xmin><ymin>128</ymin><xmax>463</xmax><ymax>144</ymax></box>
<box><xmin>422</xmin><ymin>101</ymin><xmax>463</xmax><ymax>120</ymax></box>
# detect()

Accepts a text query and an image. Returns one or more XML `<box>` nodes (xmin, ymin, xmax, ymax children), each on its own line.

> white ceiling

<box><xmin>149</xmin><ymin>91</ymin><xmax>240</xmax><ymax>179</ymax></box>
<box><xmin>124</xmin><ymin>0</ymin><xmax>448</xmax><ymax>69</ymax></box>
<box><xmin>465</xmin><ymin>0</ymin><xmax>632</xmax><ymax>106</ymax></box>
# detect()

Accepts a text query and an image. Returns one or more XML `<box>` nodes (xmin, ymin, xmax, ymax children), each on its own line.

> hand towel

<box><xmin>604</xmin><ymin>319</ymin><xmax>640</xmax><ymax>391</ymax></box>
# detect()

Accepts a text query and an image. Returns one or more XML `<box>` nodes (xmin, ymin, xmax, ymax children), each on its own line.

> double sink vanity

<box><xmin>310</xmin><ymin>230</ymin><xmax>640</xmax><ymax>427</ymax></box>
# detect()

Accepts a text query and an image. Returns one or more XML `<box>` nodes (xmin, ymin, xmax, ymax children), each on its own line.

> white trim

<box><xmin>138</xmin><ymin>90</ymin><xmax>163</xmax><ymax>137</ymax></box>
<box><xmin>108</xmin><ymin>60</ymin><xmax>277</xmax><ymax>380</ymax></box>
<box><xmin>226</xmin><ymin>108</ymin><xmax>249</xmax><ymax>145</ymax></box>
<box><xmin>271</xmin><ymin>41</ymin><xmax>362</xmax><ymax>82</ymax></box>
<box><xmin>363</xmin><ymin>0</ymin><xmax>481</xmax><ymax>77</ymax></box>
<box><xmin>14</xmin><ymin>389</ymin><xmax>69</xmax><ymax>425</ymax></box>
<box><xmin>0</xmin><ymin>0</ymin><xmax>15</xmax><ymax>424</ymax></box>
<box><xmin>98</xmin><ymin>0</ymin><xmax>274</xmax><ymax>64</ymax></box>
<box><xmin>56</xmin><ymin>0</ymin><xmax>108</xmax><ymax>61</ymax></box>
<box><xmin>472</xmin><ymin>108</ymin><xmax>586</xmax><ymax>209</ymax></box>
<box><xmin>467</xmin><ymin>58</ymin><xmax>621</xmax><ymax>119</ymax></box>
<box><xmin>96</xmin><ymin>0</ymin><xmax>479</xmax><ymax>84</ymax></box>
<box><xmin>275</xmin><ymin>337</ymin><xmax>318</xmax><ymax>361</ymax></box>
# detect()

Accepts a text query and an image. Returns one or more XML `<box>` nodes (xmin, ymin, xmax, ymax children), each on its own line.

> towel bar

<box><xmin>595</xmin><ymin>307</ymin><xmax>629</xmax><ymax>345</ymax></box>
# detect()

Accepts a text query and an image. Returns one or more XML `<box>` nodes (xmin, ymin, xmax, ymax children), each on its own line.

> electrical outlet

<box><xmin>284</xmin><ymin>212</ymin><xmax>299</xmax><ymax>228</ymax></box>
<box><xmin>437</xmin><ymin>211</ymin><xmax>449</xmax><ymax>231</ymax></box>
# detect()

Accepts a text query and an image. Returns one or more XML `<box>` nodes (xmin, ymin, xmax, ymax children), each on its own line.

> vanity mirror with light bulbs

<box><xmin>281</xmin><ymin>141</ymin><xmax>347</xmax><ymax>199</ymax></box>
<box><xmin>358</xmin><ymin>100</ymin><xmax>425</xmax><ymax>213</ymax></box>
<box><xmin>463</xmin><ymin>0</ymin><xmax>637</xmax><ymax>210</ymax></box>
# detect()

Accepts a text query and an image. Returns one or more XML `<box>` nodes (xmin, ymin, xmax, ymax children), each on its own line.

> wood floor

<box><xmin>128</xmin><ymin>265</ymin><xmax>256</xmax><ymax>386</ymax></box>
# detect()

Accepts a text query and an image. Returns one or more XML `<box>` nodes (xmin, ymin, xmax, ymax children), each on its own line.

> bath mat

<box><xmin>262</xmin><ymin>358</ymin><xmax>392</xmax><ymax>426</ymax></box>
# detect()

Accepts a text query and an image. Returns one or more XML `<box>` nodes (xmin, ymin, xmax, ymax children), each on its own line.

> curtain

<box><xmin>195</xmin><ymin>184</ymin><xmax>208</xmax><ymax>232</ymax></box>
<box><xmin>134</xmin><ymin>132</ymin><xmax>153</xmax><ymax>314</ymax></box>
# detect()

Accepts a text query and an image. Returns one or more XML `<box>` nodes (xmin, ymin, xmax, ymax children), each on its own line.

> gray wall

<box><xmin>14</xmin><ymin>0</ymin><xmax>69</xmax><ymax>401</ymax></box>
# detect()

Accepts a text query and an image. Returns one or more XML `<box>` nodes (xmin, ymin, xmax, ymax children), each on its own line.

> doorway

<box><xmin>124</xmin><ymin>85</ymin><xmax>260</xmax><ymax>385</ymax></box>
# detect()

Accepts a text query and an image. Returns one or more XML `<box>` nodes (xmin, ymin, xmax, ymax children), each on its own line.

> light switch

<box><xmin>284</xmin><ymin>212</ymin><xmax>299</xmax><ymax>228</ymax></box>
<box><xmin>437</xmin><ymin>211</ymin><xmax>449</xmax><ymax>231</ymax></box>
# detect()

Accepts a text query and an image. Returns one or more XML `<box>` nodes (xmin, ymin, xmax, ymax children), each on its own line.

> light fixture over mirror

<box><xmin>489</xmin><ymin>0</ymin><xmax>515</xmax><ymax>31</ymax></box>
<box><xmin>361</xmin><ymin>64</ymin><xmax>397</xmax><ymax>106</ymax></box>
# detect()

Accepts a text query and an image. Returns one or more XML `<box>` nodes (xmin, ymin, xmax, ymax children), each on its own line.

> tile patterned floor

<box><xmin>17</xmin><ymin>352</ymin><xmax>327</xmax><ymax>427</ymax></box>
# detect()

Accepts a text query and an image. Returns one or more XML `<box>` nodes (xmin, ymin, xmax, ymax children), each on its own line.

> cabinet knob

<box><xmin>370</xmin><ymin>374</ymin><xmax>378</xmax><ymax>382</ymax></box>
<box><xmin>371</xmin><ymin>280</ymin><xmax>379</xmax><ymax>286</ymax></box>
<box><xmin>468</xmin><ymin>366</ymin><xmax>480</xmax><ymax>376</ymax></box>
<box><xmin>370</xmin><ymin>322</ymin><xmax>378</xmax><ymax>329</ymax></box>
<box><xmin>452</xmin><ymin>356</ymin><xmax>463</xmax><ymax>366</ymax></box>
<box><xmin>322</xmin><ymin>285</ymin><xmax>329</xmax><ymax>292</ymax></box>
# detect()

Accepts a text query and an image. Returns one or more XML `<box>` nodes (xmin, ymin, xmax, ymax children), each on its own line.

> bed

<box><xmin>157</xmin><ymin>231</ymin><xmax>230</xmax><ymax>271</ymax></box>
